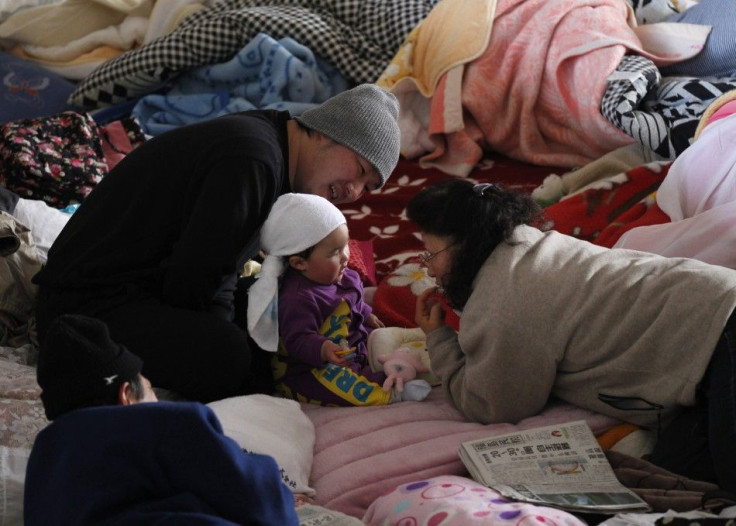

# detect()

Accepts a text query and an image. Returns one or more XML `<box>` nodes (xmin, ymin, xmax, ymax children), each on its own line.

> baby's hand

<box><xmin>415</xmin><ymin>287</ymin><xmax>447</xmax><ymax>334</ymax></box>
<box><xmin>321</xmin><ymin>339</ymin><xmax>353</xmax><ymax>366</ymax></box>
<box><xmin>366</xmin><ymin>313</ymin><xmax>385</xmax><ymax>329</ymax></box>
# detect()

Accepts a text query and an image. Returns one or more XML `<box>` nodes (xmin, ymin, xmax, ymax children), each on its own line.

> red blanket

<box><xmin>544</xmin><ymin>162</ymin><xmax>672</xmax><ymax>247</ymax></box>
<box><xmin>351</xmin><ymin>158</ymin><xmax>672</xmax><ymax>330</ymax></box>
<box><xmin>343</xmin><ymin>154</ymin><xmax>553</xmax><ymax>280</ymax></box>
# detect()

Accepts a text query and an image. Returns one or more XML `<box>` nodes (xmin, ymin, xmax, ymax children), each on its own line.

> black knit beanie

<box><xmin>37</xmin><ymin>314</ymin><xmax>143</xmax><ymax>421</ymax></box>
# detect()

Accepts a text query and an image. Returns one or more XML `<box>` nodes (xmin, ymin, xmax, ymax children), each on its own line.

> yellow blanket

<box><xmin>377</xmin><ymin>0</ymin><xmax>497</xmax><ymax>97</ymax></box>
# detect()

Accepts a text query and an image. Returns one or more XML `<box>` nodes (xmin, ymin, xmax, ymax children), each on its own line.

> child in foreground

<box><xmin>247</xmin><ymin>193</ymin><xmax>430</xmax><ymax>406</ymax></box>
<box><xmin>25</xmin><ymin>314</ymin><xmax>297</xmax><ymax>524</ymax></box>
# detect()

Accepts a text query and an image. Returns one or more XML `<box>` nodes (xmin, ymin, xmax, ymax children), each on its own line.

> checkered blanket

<box><xmin>601</xmin><ymin>55</ymin><xmax>736</xmax><ymax>159</ymax></box>
<box><xmin>68</xmin><ymin>0</ymin><xmax>440</xmax><ymax>109</ymax></box>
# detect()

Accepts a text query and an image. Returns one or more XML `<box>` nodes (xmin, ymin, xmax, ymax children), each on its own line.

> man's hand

<box><xmin>415</xmin><ymin>287</ymin><xmax>447</xmax><ymax>334</ymax></box>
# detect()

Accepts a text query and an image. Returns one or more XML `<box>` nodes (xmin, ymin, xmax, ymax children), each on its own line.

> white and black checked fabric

<box><xmin>68</xmin><ymin>0</ymin><xmax>440</xmax><ymax>109</ymax></box>
<box><xmin>601</xmin><ymin>55</ymin><xmax>736</xmax><ymax>159</ymax></box>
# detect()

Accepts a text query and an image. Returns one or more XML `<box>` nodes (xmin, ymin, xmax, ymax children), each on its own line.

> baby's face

<box><xmin>299</xmin><ymin>224</ymin><xmax>350</xmax><ymax>285</ymax></box>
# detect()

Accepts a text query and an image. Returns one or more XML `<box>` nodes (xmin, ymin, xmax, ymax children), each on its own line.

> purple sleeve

<box><xmin>345</xmin><ymin>268</ymin><xmax>373</xmax><ymax>321</ymax></box>
<box><xmin>278</xmin><ymin>277</ymin><xmax>330</xmax><ymax>366</ymax></box>
<box><xmin>341</xmin><ymin>269</ymin><xmax>373</xmax><ymax>353</ymax></box>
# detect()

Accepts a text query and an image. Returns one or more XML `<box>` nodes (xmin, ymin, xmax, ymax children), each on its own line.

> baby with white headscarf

<box><xmin>247</xmin><ymin>193</ymin><xmax>430</xmax><ymax>406</ymax></box>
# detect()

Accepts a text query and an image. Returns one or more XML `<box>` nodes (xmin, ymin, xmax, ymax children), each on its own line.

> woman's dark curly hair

<box><xmin>406</xmin><ymin>179</ymin><xmax>542</xmax><ymax>309</ymax></box>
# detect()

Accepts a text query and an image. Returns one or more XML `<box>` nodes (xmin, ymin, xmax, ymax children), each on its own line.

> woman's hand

<box><xmin>415</xmin><ymin>287</ymin><xmax>446</xmax><ymax>334</ymax></box>
<box><xmin>366</xmin><ymin>313</ymin><xmax>385</xmax><ymax>329</ymax></box>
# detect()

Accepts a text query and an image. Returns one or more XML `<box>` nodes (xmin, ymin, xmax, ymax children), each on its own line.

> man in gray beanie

<box><xmin>34</xmin><ymin>83</ymin><xmax>401</xmax><ymax>403</ymax></box>
<box><xmin>295</xmin><ymin>84</ymin><xmax>400</xmax><ymax>186</ymax></box>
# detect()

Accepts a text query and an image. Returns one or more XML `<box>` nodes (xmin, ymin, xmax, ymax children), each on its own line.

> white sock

<box><xmin>399</xmin><ymin>379</ymin><xmax>431</xmax><ymax>402</ymax></box>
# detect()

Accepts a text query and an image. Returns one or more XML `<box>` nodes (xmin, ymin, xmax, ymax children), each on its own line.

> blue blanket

<box><xmin>69</xmin><ymin>0</ymin><xmax>439</xmax><ymax>109</ymax></box>
<box><xmin>132</xmin><ymin>33</ymin><xmax>349</xmax><ymax>135</ymax></box>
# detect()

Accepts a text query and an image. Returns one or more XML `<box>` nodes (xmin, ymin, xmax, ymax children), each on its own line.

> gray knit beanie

<box><xmin>295</xmin><ymin>84</ymin><xmax>400</xmax><ymax>186</ymax></box>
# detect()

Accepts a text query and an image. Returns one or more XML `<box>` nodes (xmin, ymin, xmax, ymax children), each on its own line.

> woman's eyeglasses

<box><xmin>419</xmin><ymin>244</ymin><xmax>456</xmax><ymax>265</ymax></box>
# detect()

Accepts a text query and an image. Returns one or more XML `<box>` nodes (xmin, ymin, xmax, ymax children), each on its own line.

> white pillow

<box><xmin>0</xmin><ymin>0</ymin><xmax>64</xmax><ymax>25</ymax></box>
<box><xmin>0</xmin><ymin>446</ymin><xmax>31</xmax><ymax>526</ymax></box>
<box><xmin>13</xmin><ymin>198</ymin><xmax>70</xmax><ymax>264</ymax></box>
<box><xmin>207</xmin><ymin>394</ymin><xmax>316</xmax><ymax>496</ymax></box>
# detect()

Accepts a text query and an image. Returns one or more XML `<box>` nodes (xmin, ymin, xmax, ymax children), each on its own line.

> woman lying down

<box><xmin>408</xmin><ymin>178</ymin><xmax>736</xmax><ymax>495</ymax></box>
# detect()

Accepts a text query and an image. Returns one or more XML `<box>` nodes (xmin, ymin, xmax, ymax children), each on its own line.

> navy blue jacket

<box><xmin>24</xmin><ymin>402</ymin><xmax>297</xmax><ymax>525</ymax></box>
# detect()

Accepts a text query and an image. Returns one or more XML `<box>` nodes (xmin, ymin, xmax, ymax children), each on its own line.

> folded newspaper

<box><xmin>458</xmin><ymin>420</ymin><xmax>651</xmax><ymax>514</ymax></box>
<box><xmin>296</xmin><ymin>504</ymin><xmax>365</xmax><ymax>525</ymax></box>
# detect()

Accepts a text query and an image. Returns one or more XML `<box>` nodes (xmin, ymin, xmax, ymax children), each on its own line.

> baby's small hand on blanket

<box><xmin>366</xmin><ymin>313</ymin><xmax>385</xmax><ymax>329</ymax></box>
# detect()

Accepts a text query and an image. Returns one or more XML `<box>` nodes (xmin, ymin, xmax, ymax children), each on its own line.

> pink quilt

<box><xmin>420</xmin><ymin>0</ymin><xmax>654</xmax><ymax>173</ymax></box>
<box><xmin>302</xmin><ymin>388</ymin><xmax>620</xmax><ymax>519</ymax></box>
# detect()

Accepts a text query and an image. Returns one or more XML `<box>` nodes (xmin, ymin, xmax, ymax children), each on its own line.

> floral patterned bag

<box><xmin>0</xmin><ymin>111</ymin><xmax>108</xmax><ymax>208</ymax></box>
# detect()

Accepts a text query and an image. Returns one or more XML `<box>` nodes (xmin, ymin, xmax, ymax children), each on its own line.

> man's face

<box><xmin>136</xmin><ymin>375</ymin><xmax>159</xmax><ymax>403</ymax></box>
<box><xmin>292</xmin><ymin>137</ymin><xmax>383</xmax><ymax>204</ymax></box>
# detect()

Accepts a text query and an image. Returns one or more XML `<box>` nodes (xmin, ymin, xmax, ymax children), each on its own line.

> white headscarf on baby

<box><xmin>247</xmin><ymin>193</ymin><xmax>347</xmax><ymax>352</ymax></box>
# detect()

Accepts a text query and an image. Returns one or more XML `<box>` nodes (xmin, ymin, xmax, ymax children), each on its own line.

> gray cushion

<box><xmin>660</xmin><ymin>0</ymin><xmax>736</xmax><ymax>78</ymax></box>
